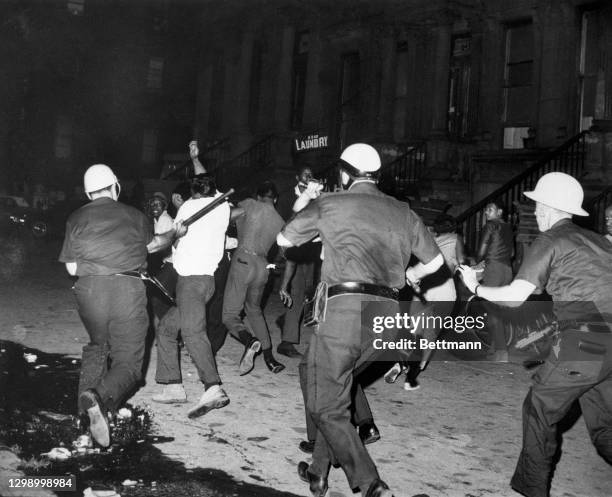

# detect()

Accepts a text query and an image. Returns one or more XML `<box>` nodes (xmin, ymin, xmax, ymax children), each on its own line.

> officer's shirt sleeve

<box><xmin>281</xmin><ymin>201</ymin><xmax>320</xmax><ymax>246</ymax></box>
<box><xmin>58</xmin><ymin>216</ymin><xmax>75</xmax><ymax>263</ymax></box>
<box><xmin>407</xmin><ymin>209</ymin><xmax>441</xmax><ymax>264</ymax></box>
<box><xmin>515</xmin><ymin>234</ymin><xmax>554</xmax><ymax>292</ymax></box>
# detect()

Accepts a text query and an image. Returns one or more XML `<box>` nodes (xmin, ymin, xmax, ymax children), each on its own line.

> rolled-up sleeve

<box><xmin>281</xmin><ymin>201</ymin><xmax>321</xmax><ymax>247</ymax></box>
<box><xmin>407</xmin><ymin>209</ymin><xmax>440</xmax><ymax>264</ymax></box>
<box><xmin>58</xmin><ymin>218</ymin><xmax>75</xmax><ymax>263</ymax></box>
<box><xmin>515</xmin><ymin>234</ymin><xmax>554</xmax><ymax>291</ymax></box>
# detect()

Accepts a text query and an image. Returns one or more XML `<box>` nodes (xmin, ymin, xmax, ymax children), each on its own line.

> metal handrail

<box><xmin>214</xmin><ymin>135</ymin><xmax>275</xmax><ymax>190</ymax></box>
<box><xmin>378</xmin><ymin>142</ymin><xmax>427</xmax><ymax>197</ymax></box>
<box><xmin>456</xmin><ymin>131</ymin><xmax>589</xmax><ymax>252</ymax></box>
<box><xmin>585</xmin><ymin>185</ymin><xmax>612</xmax><ymax>234</ymax></box>
<box><xmin>161</xmin><ymin>137</ymin><xmax>230</xmax><ymax>179</ymax></box>
<box><xmin>314</xmin><ymin>142</ymin><xmax>427</xmax><ymax>193</ymax></box>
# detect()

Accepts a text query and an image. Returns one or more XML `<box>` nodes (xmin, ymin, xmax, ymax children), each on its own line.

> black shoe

<box><xmin>299</xmin><ymin>439</ymin><xmax>314</xmax><ymax>454</ymax></box>
<box><xmin>364</xmin><ymin>478</ymin><xmax>394</xmax><ymax>497</ymax></box>
<box><xmin>239</xmin><ymin>337</ymin><xmax>261</xmax><ymax>376</ymax></box>
<box><xmin>297</xmin><ymin>461</ymin><xmax>328</xmax><ymax>497</ymax></box>
<box><xmin>277</xmin><ymin>342</ymin><xmax>302</xmax><ymax>358</ymax></box>
<box><xmin>79</xmin><ymin>389</ymin><xmax>110</xmax><ymax>448</ymax></box>
<box><xmin>359</xmin><ymin>423</ymin><xmax>381</xmax><ymax>445</ymax></box>
<box><xmin>264</xmin><ymin>356</ymin><xmax>286</xmax><ymax>374</ymax></box>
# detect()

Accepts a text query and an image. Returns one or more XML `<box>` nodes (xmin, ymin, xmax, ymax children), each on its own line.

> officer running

<box><xmin>59</xmin><ymin>164</ymin><xmax>183</xmax><ymax>447</ymax></box>
<box><xmin>458</xmin><ymin>172</ymin><xmax>612</xmax><ymax>497</ymax></box>
<box><xmin>277</xmin><ymin>143</ymin><xmax>443</xmax><ymax>497</ymax></box>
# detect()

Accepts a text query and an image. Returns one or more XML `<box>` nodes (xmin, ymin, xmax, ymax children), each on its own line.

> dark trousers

<box><xmin>303</xmin><ymin>294</ymin><xmax>397</xmax><ymax>491</ymax></box>
<box><xmin>150</xmin><ymin>261</ymin><xmax>179</xmax><ymax>321</ymax></box>
<box><xmin>222</xmin><ymin>251</ymin><xmax>272</xmax><ymax>349</ymax></box>
<box><xmin>207</xmin><ymin>253</ymin><xmax>231</xmax><ymax>353</ymax></box>
<box><xmin>75</xmin><ymin>275</ymin><xmax>148</xmax><ymax>413</ymax></box>
<box><xmin>511</xmin><ymin>357</ymin><xmax>612</xmax><ymax>497</ymax></box>
<box><xmin>155</xmin><ymin>275</ymin><xmax>220</xmax><ymax>386</ymax></box>
<box><xmin>282</xmin><ymin>262</ymin><xmax>314</xmax><ymax>344</ymax></box>
<box><xmin>483</xmin><ymin>260</ymin><xmax>513</xmax><ymax>352</ymax></box>
<box><xmin>301</xmin><ymin>358</ymin><xmax>374</xmax><ymax>441</ymax></box>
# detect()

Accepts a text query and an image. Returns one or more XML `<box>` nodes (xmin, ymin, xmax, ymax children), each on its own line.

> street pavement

<box><xmin>0</xmin><ymin>241</ymin><xmax>610</xmax><ymax>497</ymax></box>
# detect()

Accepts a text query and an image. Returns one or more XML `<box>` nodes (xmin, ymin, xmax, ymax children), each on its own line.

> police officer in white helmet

<box><xmin>278</xmin><ymin>143</ymin><xmax>444</xmax><ymax>497</ymax></box>
<box><xmin>59</xmin><ymin>164</ymin><xmax>185</xmax><ymax>448</ymax></box>
<box><xmin>458</xmin><ymin>172</ymin><xmax>612</xmax><ymax>497</ymax></box>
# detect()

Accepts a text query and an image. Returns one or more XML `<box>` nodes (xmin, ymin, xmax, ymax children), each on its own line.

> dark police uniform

<box><xmin>281</xmin><ymin>182</ymin><xmax>440</xmax><ymax>492</ymax></box>
<box><xmin>59</xmin><ymin>197</ymin><xmax>153</xmax><ymax>413</ymax></box>
<box><xmin>510</xmin><ymin>218</ymin><xmax>612</xmax><ymax>497</ymax></box>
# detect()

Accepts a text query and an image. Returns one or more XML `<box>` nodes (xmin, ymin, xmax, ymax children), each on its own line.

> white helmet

<box><xmin>83</xmin><ymin>164</ymin><xmax>118</xmax><ymax>194</ymax></box>
<box><xmin>523</xmin><ymin>172</ymin><xmax>588</xmax><ymax>216</ymax></box>
<box><xmin>339</xmin><ymin>143</ymin><xmax>381</xmax><ymax>174</ymax></box>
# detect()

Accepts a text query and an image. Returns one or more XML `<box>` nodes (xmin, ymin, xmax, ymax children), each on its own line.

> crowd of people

<box><xmin>59</xmin><ymin>140</ymin><xmax>612</xmax><ymax>497</ymax></box>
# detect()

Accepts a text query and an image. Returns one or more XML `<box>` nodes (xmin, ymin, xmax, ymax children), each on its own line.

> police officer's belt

<box><xmin>328</xmin><ymin>282</ymin><xmax>399</xmax><ymax>301</ymax></box>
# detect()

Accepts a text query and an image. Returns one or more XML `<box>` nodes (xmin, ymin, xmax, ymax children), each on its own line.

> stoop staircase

<box><xmin>455</xmin><ymin>130</ymin><xmax>611</xmax><ymax>255</ymax></box>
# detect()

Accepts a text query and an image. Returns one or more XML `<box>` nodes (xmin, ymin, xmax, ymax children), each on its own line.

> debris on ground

<box><xmin>42</xmin><ymin>447</ymin><xmax>72</xmax><ymax>460</ymax></box>
<box><xmin>83</xmin><ymin>487</ymin><xmax>121</xmax><ymax>497</ymax></box>
<box><xmin>23</xmin><ymin>352</ymin><xmax>37</xmax><ymax>363</ymax></box>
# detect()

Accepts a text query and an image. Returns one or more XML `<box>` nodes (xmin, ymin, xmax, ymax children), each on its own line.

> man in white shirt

<box><xmin>153</xmin><ymin>174</ymin><xmax>231</xmax><ymax>418</ymax></box>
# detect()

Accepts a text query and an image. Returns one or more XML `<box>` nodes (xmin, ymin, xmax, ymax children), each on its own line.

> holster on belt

<box><xmin>303</xmin><ymin>282</ymin><xmax>328</xmax><ymax>327</ymax></box>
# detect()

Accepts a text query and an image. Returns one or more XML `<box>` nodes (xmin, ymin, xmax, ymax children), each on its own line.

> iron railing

<box><xmin>378</xmin><ymin>142</ymin><xmax>427</xmax><ymax>198</ymax></box>
<box><xmin>313</xmin><ymin>142</ymin><xmax>427</xmax><ymax>195</ymax></box>
<box><xmin>585</xmin><ymin>185</ymin><xmax>612</xmax><ymax>235</ymax></box>
<box><xmin>456</xmin><ymin>131</ymin><xmax>589</xmax><ymax>253</ymax></box>
<box><xmin>214</xmin><ymin>135</ymin><xmax>275</xmax><ymax>190</ymax></box>
<box><xmin>203</xmin><ymin>137</ymin><xmax>230</xmax><ymax>173</ymax></box>
<box><xmin>161</xmin><ymin>137</ymin><xmax>230</xmax><ymax>179</ymax></box>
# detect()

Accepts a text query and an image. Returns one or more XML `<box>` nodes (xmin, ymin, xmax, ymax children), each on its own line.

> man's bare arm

<box><xmin>147</xmin><ymin>222</ymin><xmax>187</xmax><ymax>253</ymax></box>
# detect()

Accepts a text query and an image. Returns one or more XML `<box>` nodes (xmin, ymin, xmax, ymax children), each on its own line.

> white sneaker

<box><xmin>152</xmin><ymin>383</ymin><xmax>187</xmax><ymax>404</ymax></box>
<box><xmin>384</xmin><ymin>363</ymin><xmax>405</xmax><ymax>384</ymax></box>
<box><xmin>403</xmin><ymin>380</ymin><xmax>420</xmax><ymax>391</ymax></box>
<box><xmin>187</xmin><ymin>385</ymin><xmax>229</xmax><ymax>419</ymax></box>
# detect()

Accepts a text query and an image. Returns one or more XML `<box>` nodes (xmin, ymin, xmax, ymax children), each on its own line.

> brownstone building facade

<box><xmin>193</xmin><ymin>0</ymin><xmax>612</xmax><ymax>211</ymax></box>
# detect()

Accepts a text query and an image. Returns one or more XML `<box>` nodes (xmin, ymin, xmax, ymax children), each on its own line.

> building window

<box><xmin>290</xmin><ymin>31</ymin><xmax>309</xmax><ymax>130</ymax></box>
<box><xmin>338</xmin><ymin>51</ymin><xmax>361</xmax><ymax>149</ymax></box>
<box><xmin>55</xmin><ymin>116</ymin><xmax>72</xmax><ymax>159</ymax></box>
<box><xmin>142</xmin><ymin>129</ymin><xmax>158</xmax><ymax>164</ymax></box>
<box><xmin>67</xmin><ymin>0</ymin><xmax>84</xmax><ymax>15</ymax></box>
<box><xmin>249</xmin><ymin>40</ymin><xmax>263</xmax><ymax>132</ymax></box>
<box><xmin>393</xmin><ymin>41</ymin><xmax>409</xmax><ymax>141</ymax></box>
<box><xmin>147</xmin><ymin>57</ymin><xmax>164</xmax><ymax>90</ymax></box>
<box><xmin>503</xmin><ymin>22</ymin><xmax>534</xmax><ymax>139</ymax></box>
<box><xmin>579</xmin><ymin>7</ymin><xmax>612</xmax><ymax>130</ymax></box>
<box><xmin>448</xmin><ymin>35</ymin><xmax>478</xmax><ymax>139</ymax></box>
<box><xmin>208</xmin><ymin>53</ymin><xmax>225</xmax><ymax>135</ymax></box>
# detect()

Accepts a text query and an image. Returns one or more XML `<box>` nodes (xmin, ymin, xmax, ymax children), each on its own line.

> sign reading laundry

<box><xmin>294</xmin><ymin>134</ymin><xmax>329</xmax><ymax>152</ymax></box>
